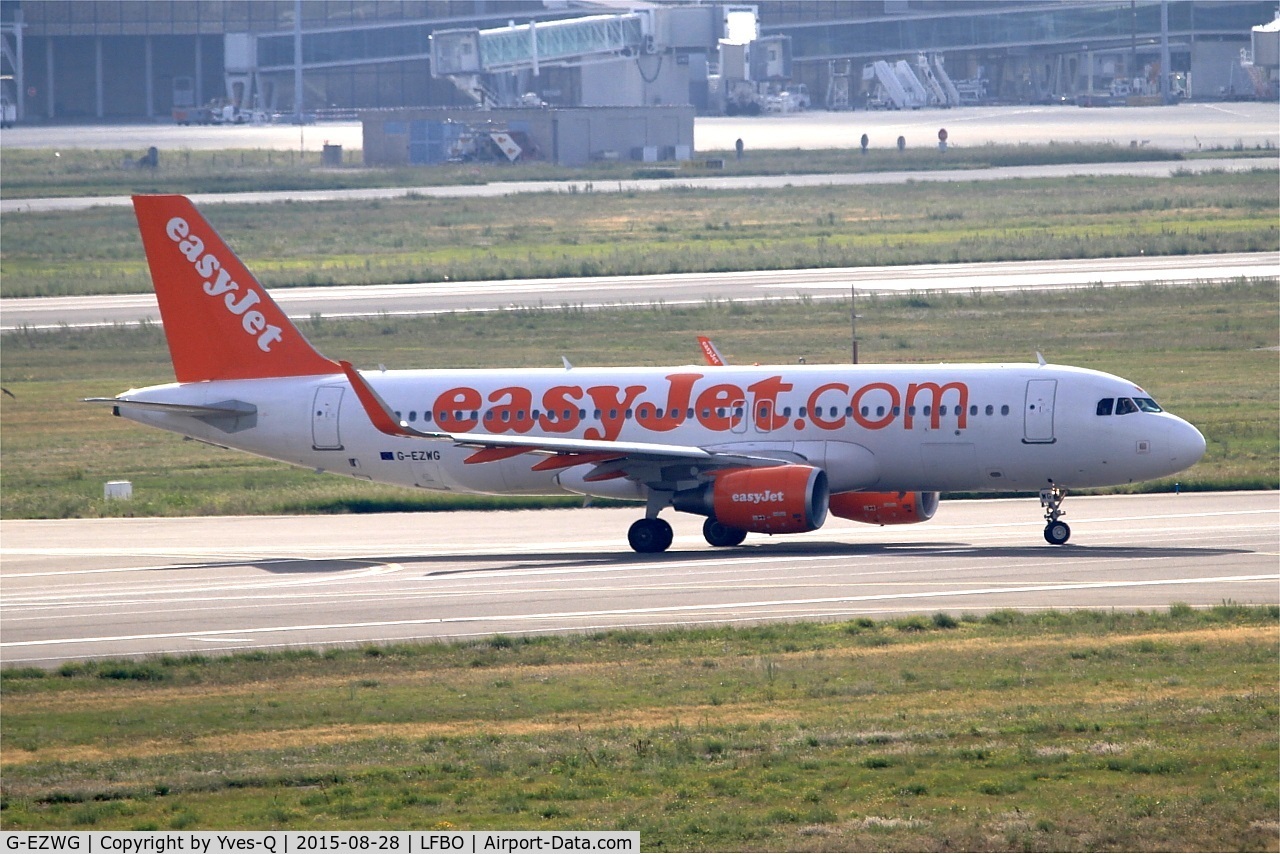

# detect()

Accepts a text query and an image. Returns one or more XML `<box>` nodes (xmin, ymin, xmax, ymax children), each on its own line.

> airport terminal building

<box><xmin>1</xmin><ymin>1</ymin><xmax>1275</xmax><ymax>125</ymax></box>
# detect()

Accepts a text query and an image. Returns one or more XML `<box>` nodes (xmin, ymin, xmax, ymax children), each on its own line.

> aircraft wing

<box><xmin>341</xmin><ymin>361</ymin><xmax>785</xmax><ymax>476</ymax></box>
<box><xmin>697</xmin><ymin>336</ymin><xmax>727</xmax><ymax>366</ymax></box>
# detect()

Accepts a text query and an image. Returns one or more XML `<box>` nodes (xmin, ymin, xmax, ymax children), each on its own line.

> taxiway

<box><xmin>3</xmin><ymin>252</ymin><xmax>1275</xmax><ymax>331</ymax></box>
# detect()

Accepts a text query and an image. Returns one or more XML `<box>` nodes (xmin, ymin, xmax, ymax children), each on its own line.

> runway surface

<box><xmin>2</xmin><ymin>492</ymin><xmax>1275</xmax><ymax>667</ymax></box>
<box><xmin>3</xmin><ymin>103</ymin><xmax>1276</xmax><ymax>152</ymax></box>
<box><xmin>4</xmin><ymin>253</ymin><xmax>1275</xmax><ymax>331</ymax></box>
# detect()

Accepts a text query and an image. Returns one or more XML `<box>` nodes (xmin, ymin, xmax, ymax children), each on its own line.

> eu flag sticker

<box><xmin>380</xmin><ymin>451</ymin><xmax>395</xmax><ymax>461</ymax></box>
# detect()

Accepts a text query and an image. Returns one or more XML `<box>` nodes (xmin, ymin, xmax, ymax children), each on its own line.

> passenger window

<box><xmin>408</xmin><ymin>411</ymin><xmax>417</xmax><ymax>422</ymax></box>
<box><xmin>1116</xmin><ymin>398</ymin><xmax>1138</xmax><ymax>415</ymax></box>
<box><xmin>985</xmin><ymin>405</ymin><xmax>994</xmax><ymax>416</ymax></box>
<box><xmin>1096</xmin><ymin>398</ymin><xmax>1114</xmax><ymax>416</ymax></box>
<box><xmin>1000</xmin><ymin>405</ymin><xmax>1010</xmax><ymax>416</ymax></box>
<box><xmin>969</xmin><ymin>405</ymin><xmax>978</xmax><ymax>416</ymax></box>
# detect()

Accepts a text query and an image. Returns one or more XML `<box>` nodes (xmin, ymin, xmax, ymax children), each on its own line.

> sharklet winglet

<box><xmin>341</xmin><ymin>360</ymin><xmax>446</xmax><ymax>440</ymax></box>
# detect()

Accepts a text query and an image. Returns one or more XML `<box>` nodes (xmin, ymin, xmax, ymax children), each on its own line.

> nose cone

<box><xmin>1167</xmin><ymin>417</ymin><xmax>1207</xmax><ymax>471</ymax></box>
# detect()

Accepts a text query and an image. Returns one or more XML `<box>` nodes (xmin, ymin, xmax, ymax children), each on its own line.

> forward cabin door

<box><xmin>312</xmin><ymin>386</ymin><xmax>345</xmax><ymax>450</ymax></box>
<box><xmin>1023</xmin><ymin>379</ymin><xmax>1057</xmax><ymax>444</ymax></box>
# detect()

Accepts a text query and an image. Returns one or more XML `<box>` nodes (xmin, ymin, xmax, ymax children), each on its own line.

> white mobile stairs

<box><xmin>916</xmin><ymin>54</ymin><xmax>961</xmax><ymax>107</ymax></box>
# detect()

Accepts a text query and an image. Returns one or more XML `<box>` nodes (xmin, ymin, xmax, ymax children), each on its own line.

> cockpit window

<box><xmin>1096</xmin><ymin>398</ymin><xmax>1114</xmax><ymax>416</ymax></box>
<box><xmin>1133</xmin><ymin>397</ymin><xmax>1163</xmax><ymax>413</ymax></box>
<box><xmin>1115</xmin><ymin>397</ymin><xmax>1138</xmax><ymax>415</ymax></box>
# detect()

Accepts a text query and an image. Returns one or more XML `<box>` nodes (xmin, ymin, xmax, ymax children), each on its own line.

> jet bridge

<box><xmin>431</xmin><ymin>13</ymin><xmax>650</xmax><ymax>77</ymax></box>
<box><xmin>430</xmin><ymin>6</ymin><xmax>728</xmax><ymax>109</ymax></box>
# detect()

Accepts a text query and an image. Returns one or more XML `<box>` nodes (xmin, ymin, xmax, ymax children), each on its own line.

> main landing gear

<box><xmin>628</xmin><ymin>517</ymin><xmax>673</xmax><ymax>554</ymax></box>
<box><xmin>1040</xmin><ymin>481</ymin><xmax>1070</xmax><ymax>545</ymax></box>
<box><xmin>703</xmin><ymin>518</ymin><xmax>747</xmax><ymax>548</ymax></box>
<box><xmin>627</xmin><ymin>516</ymin><xmax>749</xmax><ymax>553</ymax></box>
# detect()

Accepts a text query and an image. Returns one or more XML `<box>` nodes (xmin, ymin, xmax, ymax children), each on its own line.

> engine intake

<box><xmin>675</xmin><ymin>465</ymin><xmax>829</xmax><ymax>534</ymax></box>
<box><xmin>828</xmin><ymin>491</ymin><xmax>939</xmax><ymax>525</ymax></box>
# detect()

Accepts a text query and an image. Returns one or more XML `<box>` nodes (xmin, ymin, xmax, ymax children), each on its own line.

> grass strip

<box><xmin>2</xmin><ymin>168</ymin><xmax>1275</xmax><ymax>297</ymax></box>
<box><xmin>0</xmin><ymin>142</ymin><xmax>1219</xmax><ymax>200</ymax></box>
<box><xmin>1</xmin><ymin>606</ymin><xmax>1276</xmax><ymax>850</ymax></box>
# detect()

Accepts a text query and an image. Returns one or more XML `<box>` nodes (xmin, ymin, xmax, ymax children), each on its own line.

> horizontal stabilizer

<box><xmin>85</xmin><ymin>397</ymin><xmax>258</xmax><ymax>433</ymax></box>
<box><xmin>84</xmin><ymin>397</ymin><xmax>255</xmax><ymax>416</ymax></box>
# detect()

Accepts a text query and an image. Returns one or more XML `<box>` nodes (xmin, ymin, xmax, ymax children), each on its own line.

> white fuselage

<box><xmin>118</xmin><ymin>362</ymin><xmax>1206</xmax><ymax>501</ymax></box>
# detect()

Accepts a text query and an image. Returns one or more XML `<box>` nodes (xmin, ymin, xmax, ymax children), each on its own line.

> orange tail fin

<box><xmin>132</xmin><ymin>194</ymin><xmax>338</xmax><ymax>383</ymax></box>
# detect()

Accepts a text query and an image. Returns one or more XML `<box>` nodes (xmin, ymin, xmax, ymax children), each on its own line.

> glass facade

<box><xmin>768</xmin><ymin>2</ymin><xmax>1272</xmax><ymax>61</ymax></box>
<box><xmin>258</xmin><ymin>21</ymin><xmax>433</xmax><ymax>69</ymax></box>
<box><xmin>11</xmin><ymin>0</ymin><xmax>549</xmax><ymax>116</ymax></box>
<box><xmin>14</xmin><ymin>2</ymin><xmax>521</xmax><ymax>35</ymax></box>
<box><xmin>7</xmin><ymin>0</ymin><xmax>1272</xmax><ymax>118</ymax></box>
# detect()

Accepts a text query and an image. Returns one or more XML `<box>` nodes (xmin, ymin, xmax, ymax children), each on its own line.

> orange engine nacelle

<box><xmin>828</xmin><ymin>491</ymin><xmax>939</xmax><ymax>525</ymax></box>
<box><xmin>675</xmin><ymin>465</ymin><xmax>829</xmax><ymax>535</ymax></box>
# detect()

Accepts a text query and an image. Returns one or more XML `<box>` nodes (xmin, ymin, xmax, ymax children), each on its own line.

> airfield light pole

<box><xmin>851</xmin><ymin>285</ymin><xmax>859</xmax><ymax>364</ymax></box>
<box><xmin>293</xmin><ymin>0</ymin><xmax>304</xmax><ymax>125</ymax></box>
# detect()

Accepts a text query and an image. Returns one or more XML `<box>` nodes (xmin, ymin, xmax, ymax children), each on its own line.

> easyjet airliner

<box><xmin>91</xmin><ymin>195</ymin><xmax>1207</xmax><ymax>553</ymax></box>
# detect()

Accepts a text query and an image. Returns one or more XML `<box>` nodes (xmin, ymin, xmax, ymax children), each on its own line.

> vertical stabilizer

<box><xmin>132</xmin><ymin>194</ymin><xmax>339</xmax><ymax>383</ymax></box>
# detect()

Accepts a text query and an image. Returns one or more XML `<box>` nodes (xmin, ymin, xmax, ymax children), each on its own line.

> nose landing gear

<box><xmin>1040</xmin><ymin>482</ymin><xmax>1070</xmax><ymax>545</ymax></box>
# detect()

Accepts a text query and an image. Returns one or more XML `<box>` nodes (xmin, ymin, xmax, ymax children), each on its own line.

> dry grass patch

<box><xmin>1</xmin><ymin>608</ymin><xmax>1275</xmax><ymax>847</ymax></box>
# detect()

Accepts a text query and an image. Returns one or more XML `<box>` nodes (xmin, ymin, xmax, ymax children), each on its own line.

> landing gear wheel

<box><xmin>703</xmin><ymin>518</ymin><xmax>747</xmax><ymax>548</ymax></box>
<box><xmin>628</xmin><ymin>518</ymin><xmax>673</xmax><ymax>554</ymax></box>
<box><xmin>1039</xmin><ymin>481</ymin><xmax>1070</xmax><ymax>545</ymax></box>
<box><xmin>1044</xmin><ymin>521</ymin><xmax>1071</xmax><ymax>545</ymax></box>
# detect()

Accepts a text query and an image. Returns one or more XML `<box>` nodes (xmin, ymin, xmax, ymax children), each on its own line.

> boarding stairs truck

<box><xmin>931</xmin><ymin>54</ymin><xmax>962</xmax><ymax>106</ymax></box>
<box><xmin>915</xmin><ymin>54</ymin><xmax>948</xmax><ymax>106</ymax></box>
<box><xmin>863</xmin><ymin>60</ymin><xmax>921</xmax><ymax>109</ymax></box>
